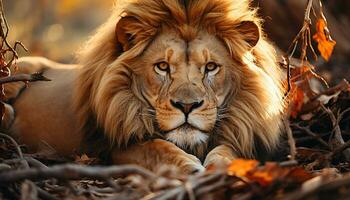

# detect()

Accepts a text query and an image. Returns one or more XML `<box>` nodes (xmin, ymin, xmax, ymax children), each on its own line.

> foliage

<box><xmin>313</xmin><ymin>18</ymin><xmax>337</xmax><ymax>62</ymax></box>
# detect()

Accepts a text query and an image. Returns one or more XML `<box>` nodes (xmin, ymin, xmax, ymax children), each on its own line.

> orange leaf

<box><xmin>247</xmin><ymin>163</ymin><xmax>312</xmax><ymax>187</ymax></box>
<box><xmin>313</xmin><ymin>18</ymin><xmax>336</xmax><ymax>62</ymax></box>
<box><xmin>228</xmin><ymin>160</ymin><xmax>313</xmax><ymax>187</ymax></box>
<box><xmin>289</xmin><ymin>83</ymin><xmax>305</xmax><ymax>118</ymax></box>
<box><xmin>227</xmin><ymin>159</ymin><xmax>259</xmax><ymax>177</ymax></box>
<box><xmin>246</xmin><ymin>163</ymin><xmax>279</xmax><ymax>186</ymax></box>
<box><xmin>248</xmin><ymin>171</ymin><xmax>274</xmax><ymax>186</ymax></box>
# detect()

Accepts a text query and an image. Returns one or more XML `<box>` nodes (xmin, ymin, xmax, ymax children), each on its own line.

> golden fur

<box><xmin>3</xmin><ymin>0</ymin><xmax>284</xmax><ymax>172</ymax></box>
<box><xmin>75</xmin><ymin>0</ymin><xmax>283</xmax><ymax>158</ymax></box>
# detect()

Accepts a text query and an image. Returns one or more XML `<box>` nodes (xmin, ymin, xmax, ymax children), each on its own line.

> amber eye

<box><xmin>205</xmin><ymin>62</ymin><xmax>220</xmax><ymax>75</ymax></box>
<box><xmin>154</xmin><ymin>62</ymin><xmax>170</xmax><ymax>76</ymax></box>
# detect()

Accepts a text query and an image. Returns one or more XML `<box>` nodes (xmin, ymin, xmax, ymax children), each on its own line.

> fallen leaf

<box><xmin>313</xmin><ymin>18</ymin><xmax>336</xmax><ymax>62</ymax></box>
<box><xmin>290</xmin><ymin>83</ymin><xmax>305</xmax><ymax>118</ymax></box>
<box><xmin>228</xmin><ymin>160</ymin><xmax>313</xmax><ymax>187</ymax></box>
<box><xmin>227</xmin><ymin>159</ymin><xmax>258</xmax><ymax>177</ymax></box>
<box><xmin>75</xmin><ymin>154</ymin><xmax>96</xmax><ymax>165</ymax></box>
<box><xmin>246</xmin><ymin>163</ymin><xmax>287</xmax><ymax>187</ymax></box>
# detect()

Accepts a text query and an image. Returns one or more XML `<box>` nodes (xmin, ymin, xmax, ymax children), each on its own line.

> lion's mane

<box><xmin>74</xmin><ymin>0</ymin><xmax>284</xmax><ymax>158</ymax></box>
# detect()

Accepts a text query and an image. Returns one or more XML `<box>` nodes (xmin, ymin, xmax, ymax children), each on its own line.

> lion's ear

<box><xmin>115</xmin><ymin>16</ymin><xmax>140</xmax><ymax>52</ymax></box>
<box><xmin>236</xmin><ymin>21</ymin><xmax>260</xmax><ymax>49</ymax></box>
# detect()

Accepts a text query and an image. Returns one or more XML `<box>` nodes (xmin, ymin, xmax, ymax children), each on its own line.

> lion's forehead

<box><xmin>147</xmin><ymin>31</ymin><xmax>229</xmax><ymax>67</ymax></box>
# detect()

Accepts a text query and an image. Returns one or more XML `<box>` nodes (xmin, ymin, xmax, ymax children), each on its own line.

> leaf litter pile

<box><xmin>1</xmin><ymin>0</ymin><xmax>350</xmax><ymax>199</ymax></box>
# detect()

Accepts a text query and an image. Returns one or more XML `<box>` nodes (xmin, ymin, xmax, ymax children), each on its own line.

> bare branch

<box><xmin>0</xmin><ymin>72</ymin><xmax>51</xmax><ymax>84</ymax></box>
<box><xmin>321</xmin><ymin>105</ymin><xmax>350</xmax><ymax>162</ymax></box>
<box><xmin>284</xmin><ymin>119</ymin><xmax>297</xmax><ymax>160</ymax></box>
<box><xmin>0</xmin><ymin>164</ymin><xmax>157</xmax><ymax>185</ymax></box>
<box><xmin>0</xmin><ymin>132</ymin><xmax>29</xmax><ymax>168</ymax></box>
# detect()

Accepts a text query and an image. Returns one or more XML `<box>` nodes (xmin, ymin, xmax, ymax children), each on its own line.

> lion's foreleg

<box><xmin>203</xmin><ymin>145</ymin><xmax>236</xmax><ymax>167</ymax></box>
<box><xmin>111</xmin><ymin>139</ymin><xmax>204</xmax><ymax>174</ymax></box>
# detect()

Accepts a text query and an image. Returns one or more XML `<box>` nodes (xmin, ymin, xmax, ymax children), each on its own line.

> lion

<box><xmin>2</xmin><ymin>0</ymin><xmax>284</xmax><ymax>173</ymax></box>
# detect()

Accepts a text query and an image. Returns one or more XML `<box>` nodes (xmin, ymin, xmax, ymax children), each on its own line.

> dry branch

<box><xmin>321</xmin><ymin>104</ymin><xmax>350</xmax><ymax>161</ymax></box>
<box><xmin>291</xmin><ymin>124</ymin><xmax>330</xmax><ymax>149</ymax></box>
<box><xmin>0</xmin><ymin>132</ymin><xmax>29</xmax><ymax>169</ymax></box>
<box><xmin>0</xmin><ymin>72</ymin><xmax>51</xmax><ymax>84</ymax></box>
<box><xmin>284</xmin><ymin>119</ymin><xmax>297</xmax><ymax>160</ymax></box>
<box><xmin>329</xmin><ymin>140</ymin><xmax>350</xmax><ymax>160</ymax></box>
<box><xmin>0</xmin><ymin>164</ymin><xmax>157</xmax><ymax>185</ymax></box>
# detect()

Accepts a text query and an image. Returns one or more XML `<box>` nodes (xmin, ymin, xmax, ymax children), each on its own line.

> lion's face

<box><xmin>132</xmin><ymin>31</ymin><xmax>239</xmax><ymax>149</ymax></box>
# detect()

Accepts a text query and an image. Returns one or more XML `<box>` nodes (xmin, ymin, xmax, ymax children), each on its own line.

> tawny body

<box><xmin>8</xmin><ymin>58</ymin><xmax>81</xmax><ymax>155</ymax></box>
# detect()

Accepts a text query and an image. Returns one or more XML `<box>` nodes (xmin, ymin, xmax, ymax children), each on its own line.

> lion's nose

<box><xmin>170</xmin><ymin>100</ymin><xmax>204</xmax><ymax>115</ymax></box>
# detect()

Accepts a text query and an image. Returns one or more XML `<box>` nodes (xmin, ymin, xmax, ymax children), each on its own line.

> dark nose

<box><xmin>170</xmin><ymin>100</ymin><xmax>204</xmax><ymax>115</ymax></box>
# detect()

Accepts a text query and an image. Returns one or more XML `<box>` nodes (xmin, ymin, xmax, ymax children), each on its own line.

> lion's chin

<box><xmin>165</xmin><ymin>125</ymin><xmax>209</xmax><ymax>150</ymax></box>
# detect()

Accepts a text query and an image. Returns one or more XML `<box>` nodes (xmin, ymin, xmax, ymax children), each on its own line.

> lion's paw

<box><xmin>180</xmin><ymin>154</ymin><xmax>205</xmax><ymax>174</ymax></box>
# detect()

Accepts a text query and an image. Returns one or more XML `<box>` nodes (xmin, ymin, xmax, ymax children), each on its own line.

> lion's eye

<box><xmin>205</xmin><ymin>62</ymin><xmax>220</xmax><ymax>75</ymax></box>
<box><xmin>154</xmin><ymin>62</ymin><xmax>170</xmax><ymax>76</ymax></box>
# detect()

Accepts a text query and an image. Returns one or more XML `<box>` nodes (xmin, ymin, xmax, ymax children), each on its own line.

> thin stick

<box><xmin>0</xmin><ymin>72</ymin><xmax>51</xmax><ymax>84</ymax></box>
<box><xmin>321</xmin><ymin>105</ymin><xmax>350</xmax><ymax>161</ymax></box>
<box><xmin>291</xmin><ymin>124</ymin><xmax>331</xmax><ymax>149</ymax></box>
<box><xmin>329</xmin><ymin>140</ymin><xmax>350</xmax><ymax>159</ymax></box>
<box><xmin>284</xmin><ymin>119</ymin><xmax>296</xmax><ymax>160</ymax></box>
<box><xmin>0</xmin><ymin>132</ymin><xmax>29</xmax><ymax>168</ymax></box>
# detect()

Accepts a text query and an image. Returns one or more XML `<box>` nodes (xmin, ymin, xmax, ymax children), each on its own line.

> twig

<box><xmin>0</xmin><ymin>72</ymin><xmax>51</xmax><ymax>84</ymax></box>
<box><xmin>328</xmin><ymin>140</ymin><xmax>350</xmax><ymax>160</ymax></box>
<box><xmin>0</xmin><ymin>0</ymin><xmax>27</xmax><ymax>67</ymax></box>
<box><xmin>196</xmin><ymin>176</ymin><xmax>231</xmax><ymax>196</ymax></box>
<box><xmin>0</xmin><ymin>164</ymin><xmax>157</xmax><ymax>184</ymax></box>
<box><xmin>284</xmin><ymin>119</ymin><xmax>296</xmax><ymax>160</ymax></box>
<box><xmin>337</xmin><ymin>107</ymin><xmax>350</xmax><ymax>124</ymax></box>
<box><xmin>321</xmin><ymin>105</ymin><xmax>350</xmax><ymax>161</ymax></box>
<box><xmin>283</xmin><ymin>0</ymin><xmax>316</xmax><ymax>96</ymax></box>
<box><xmin>152</xmin><ymin>172</ymin><xmax>230</xmax><ymax>200</ymax></box>
<box><xmin>285</xmin><ymin>173</ymin><xmax>350</xmax><ymax>200</ymax></box>
<box><xmin>36</xmin><ymin>187</ymin><xmax>59</xmax><ymax>200</ymax></box>
<box><xmin>4</xmin><ymin>157</ymin><xmax>48</xmax><ymax>169</ymax></box>
<box><xmin>291</xmin><ymin>124</ymin><xmax>331</xmax><ymax>149</ymax></box>
<box><xmin>279</xmin><ymin>160</ymin><xmax>299</xmax><ymax>167</ymax></box>
<box><xmin>310</xmin><ymin>79</ymin><xmax>349</xmax><ymax>101</ymax></box>
<box><xmin>0</xmin><ymin>132</ymin><xmax>29</xmax><ymax>168</ymax></box>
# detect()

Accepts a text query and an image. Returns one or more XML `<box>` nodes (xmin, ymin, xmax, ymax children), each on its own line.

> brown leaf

<box><xmin>289</xmin><ymin>83</ymin><xmax>305</xmax><ymax>118</ymax></box>
<box><xmin>313</xmin><ymin>18</ymin><xmax>336</xmax><ymax>62</ymax></box>
<box><xmin>246</xmin><ymin>163</ymin><xmax>287</xmax><ymax>187</ymax></box>
<box><xmin>74</xmin><ymin>154</ymin><xmax>96</xmax><ymax>165</ymax></box>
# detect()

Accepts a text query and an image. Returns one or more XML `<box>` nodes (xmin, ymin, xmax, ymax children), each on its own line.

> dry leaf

<box><xmin>312</xmin><ymin>18</ymin><xmax>336</xmax><ymax>62</ymax></box>
<box><xmin>246</xmin><ymin>163</ymin><xmax>285</xmax><ymax>187</ymax></box>
<box><xmin>227</xmin><ymin>159</ymin><xmax>258</xmax><ymax>177</ymax></box>
<box><xmin>228</xmin><ymin>160</ymin><xmax>313</xmax><ymax>187</ymax></box>
<box><xmin>287</xmin><ymin>65</ymin><xmax>318</xmax><ymax>118</ymax></box>
<box><xmin>290</xmin><ymin>83</ymin><xmax>305</xmax><ymax>118</ymax></box>
<box><xmin>246</xmin><ymin>163</ymin><xmax>312</xmax><ymax>187</ymax></box>
<box><xmin>75</xmin><ymin>154</ymin><xmax>96</xmax><ymax>165</ymax></box>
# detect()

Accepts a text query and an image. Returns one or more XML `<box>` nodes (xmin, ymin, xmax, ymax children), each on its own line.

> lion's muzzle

<box><xmin>170</xmin><ymin>100</ymin><xmax>204</xmax><ymax>118</ymax></box>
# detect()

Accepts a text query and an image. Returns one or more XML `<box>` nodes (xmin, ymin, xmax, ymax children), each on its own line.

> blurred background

<box><xmin>5</xmin><ymin>0</ymin><xmax>114</xmax><ymax>63</ymax></box>
<box><xmin>4</xmin><ymin>0</ymin><xmax>350</xmax><ymax>81</ymax></box>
